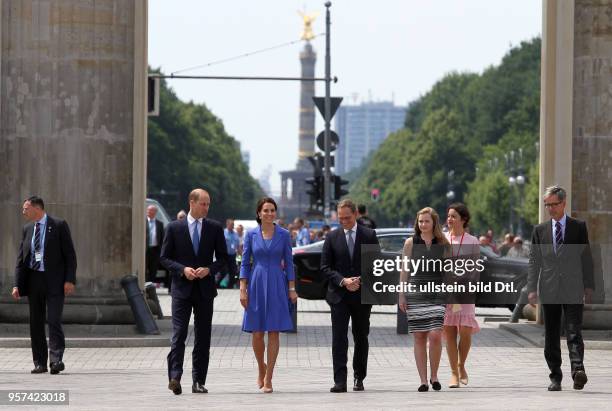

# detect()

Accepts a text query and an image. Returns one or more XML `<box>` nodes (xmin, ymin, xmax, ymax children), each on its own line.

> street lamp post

<box><xmin>322</xmin><ymin>1</ymin><xmax>333</xmax><ymax>220</ymax></box>
<box><xmin>505</xmin><ymin>151</ymin><xmax>516</xmax><ymax>234</ymax></box>
<box><xmin>515</xmin><ymin>148</ymin><xmax>525</xmax><ymax>237</ymax></box>
<box><xmin>446</xmin><ymin>169</ymin><xmax>455</xmax><ymax>204</ymax></box>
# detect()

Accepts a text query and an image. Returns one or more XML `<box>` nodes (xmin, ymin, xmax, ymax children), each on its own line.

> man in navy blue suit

<box><xmin>12</xmin><ymin>196</ymin><xmax>77</xmax><ymax>375</ymax></box>
<box><xmin>160</xmin><ymin>189</ymin><xmax>228</xmax><ymax>395</ymax></box>
<box><xmin>321</xmin><ymin>199</ymin><xmax>380</xmax><ymax>393</ymax></box>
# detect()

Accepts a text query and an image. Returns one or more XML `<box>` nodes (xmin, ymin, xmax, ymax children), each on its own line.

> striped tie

<box><xmin>31</xmin><ymin>222</ymin><xmax>42</xmax><ymax>271</ymax></box>
<box><xmin>555</xmin><ymin>221</ymin><xmax>563</xmax><ymax>254</ymax></box>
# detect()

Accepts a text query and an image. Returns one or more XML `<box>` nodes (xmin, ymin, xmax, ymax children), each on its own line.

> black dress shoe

<box><xmin>168</xmin><ymin>379</ymin><xmax>182</xmax><ymax>395</ymax></box>
<box><xmin>430</xmin><ymin>380</ymin><xmax>442</xmax><ymax>391</ymax></box>
<box><xmin>192</xmin><ymin>382</ymin><xmax>208</xmax><ymax>393</ymax></box>
<box><xmin>418</xmin><ymin>384</ymin><xmax>429</xmax><ymax>392</ymax></box>
<box><xmin>548</xmin><ymin>381</ymin><xmax>562</xmax><ymax>391</ymax></box>
<box><xmin>31</xmin><ymin>365</ymin><xmax>48</xmax><ymax>374</ymax></box>
<box><xmin>353</xmin><ymin>379</ymin><xmax>364</xmax><ymax>391</ymax></box>
<box><xmin>330</xmin><ymin>383</ymin><xmax>347</xmax><ymax>393</ymax></box>
<box><xmin>573</xmin><ymin>370</ymin><xmax>588</xmax><ymax>390</ymax></box>
<box><xmin>50</xmin><ymin>362</ymin><xmax>65</xmax><ymax>375</ymax></box>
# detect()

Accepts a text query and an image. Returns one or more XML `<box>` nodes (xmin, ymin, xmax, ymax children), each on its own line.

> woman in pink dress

<box><xmin>443</xmin><ymin>203</ymin><xmax>480</xmax><ymax>388</ymax></box>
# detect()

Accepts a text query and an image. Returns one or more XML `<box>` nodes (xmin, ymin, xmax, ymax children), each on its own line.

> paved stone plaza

<box><xmin>1</xmin><ymin>290</ymin><xmax>611</xmax><ymax>410</ymax></box>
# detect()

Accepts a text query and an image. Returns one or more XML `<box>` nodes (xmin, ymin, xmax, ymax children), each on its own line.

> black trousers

<box><xmin>329</xmin><ymin>300</ymin><xmax>372</xmax><ymax>384</ymax></box>
<box><xmin>145</xmin><ymin>245</ymin><xmax>161</xmax><ymax>282</ymax></box>
<box><xmin>27</xmin><ymin>270</ymin><xmax>65</xmax><ymax>366</ymax></box>
<box><xmin>167</xmin><ymin>284</ymin><xmax>214</xmax><ymax>384</ymax></box>
<box><xmin>226</xmin><ymin>255</ymin><xmax>237</xmax><ymax>288</ymax></box>
<box><xmin>542</xmin><ymin>304</ymin><xmax>585</xmax><ymax>382</ymax></box>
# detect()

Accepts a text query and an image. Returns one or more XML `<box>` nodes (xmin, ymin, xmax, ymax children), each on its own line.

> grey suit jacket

<box><xmin>527</xmin><ymin>216</ymin><xmax>594</xmax><ymax>304</ymax></box>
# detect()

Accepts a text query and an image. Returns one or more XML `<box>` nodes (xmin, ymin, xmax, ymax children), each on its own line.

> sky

<box><xmin>148</xmin><ymin>0</ymin><xmax>542</xmax><ymax>196</ymax></box>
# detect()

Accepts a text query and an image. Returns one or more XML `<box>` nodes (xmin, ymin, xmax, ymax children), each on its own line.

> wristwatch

<box><xmin>288</xmin><ymin>287</ymin><xmax>296</xmax><ymax>291</ymax></box>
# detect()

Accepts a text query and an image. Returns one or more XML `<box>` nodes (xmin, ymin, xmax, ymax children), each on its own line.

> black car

<box><xmin>292</xmin><ymin>228</ymin><xmax>528</xmax><ymax>309</ymax></box>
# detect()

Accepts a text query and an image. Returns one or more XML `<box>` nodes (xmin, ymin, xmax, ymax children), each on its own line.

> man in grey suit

<box><xmin>528</xmin><ymin>186</ymin><xmax>594</xmax><ymax>392</ymax></box>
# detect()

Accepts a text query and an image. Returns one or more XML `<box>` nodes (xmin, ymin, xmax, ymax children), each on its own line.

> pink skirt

<box><xmin>443</xmin><ymin>304</ymin><xmax>480</xmax><ymax>334</ymax></box>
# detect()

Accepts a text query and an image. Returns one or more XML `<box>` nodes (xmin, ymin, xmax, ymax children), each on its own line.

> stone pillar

<box><xmin>297</xmin><ymin>41</ymin><xmax>316</xmax><ymax>171</ymax></box>
<box><xmin>0</xmin><ymin>0</ymin><xmax>148</xmax><ymax>324</ymax></box>
<box><xmin>572</xmin><ymin>0</ymin><xmax>612</xmax><ymax>319</ymax></box>
<box><xmin>540</xmin><ymin>0</ymin><xmax>612</xmax><ymax>327</ymax></box>
<box><xmin>539</xmin><ymin>0</ymin><xmax>575</xmax><ymax>218</ymax></box>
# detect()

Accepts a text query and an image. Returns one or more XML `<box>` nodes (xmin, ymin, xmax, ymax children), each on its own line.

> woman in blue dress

<box><xmin>239</xmin><ymin>197</ymin><xmax>298</xmax><ymax>393</ymax></box>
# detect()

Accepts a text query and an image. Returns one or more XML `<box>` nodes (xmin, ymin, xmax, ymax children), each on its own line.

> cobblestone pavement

<box><xmin>0</xmin><ymin>290</ymin><xmax>611</xmax><ymax>410</ymax></box>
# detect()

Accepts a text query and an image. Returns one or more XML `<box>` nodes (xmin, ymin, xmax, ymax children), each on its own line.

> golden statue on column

<box><xmin>299</xmin><ymin>10</ymin><xmax>318</xmax><ymax>41</ymax></box>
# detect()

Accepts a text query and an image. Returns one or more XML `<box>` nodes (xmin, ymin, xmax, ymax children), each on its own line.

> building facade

<box><xmin>335</xmin><ymin>101</ymin><xmax>406</xmax><ymax>175</ymax></box>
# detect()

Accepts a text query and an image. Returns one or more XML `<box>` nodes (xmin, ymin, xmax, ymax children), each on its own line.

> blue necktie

<box><xmin>347</xmin><ymin>229</ymin><xmax>354</xmax><ymax>259</ymax></box>
<box><xmin>148</xmin><ymin>220</ymin><xmax>154</xmax><ymax>246</ymax></box>
<box><xmin>32</xmin><ymin>222</ymin><xmax>42</xmax><ymax>271</ymax></box>
<box><xmin>193</xmin><ymin>220</ymin><xmax>200</xmax><ymax>255</ymax></box>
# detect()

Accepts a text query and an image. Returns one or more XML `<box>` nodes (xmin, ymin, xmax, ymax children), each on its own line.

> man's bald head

<box><xmin>146</xmin><ymin>204</ymin><xmax>158</xmax><ymax>219</ymax></box>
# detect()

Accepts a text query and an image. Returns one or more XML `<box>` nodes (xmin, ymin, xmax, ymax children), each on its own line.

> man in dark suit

<box><xmin>321</xmin><ymin>199</ymin><xmax>380</xmax><ymax>393</ymax></box>
<box><xmin>11</xmin><ymin>196</ymin><xmax>77</xmax><ymax>375</ymax></box>
<box><xmin>160</xmin><ymin>189</ymin><xmax>228</xmax><ymax>395</ymax></box>
<box><xmin>528</xmin><ymin>185</ymin><xmax>594</xmax><ymax>392</ymax></box>
<box><xmin>145</xmin><ymin>204</ymin><xmax>165</xmax><ymax>283</ymax></box>
<box><xmin>357</xmin><ymin>204</ymin><xmax>377</xmax><ymax>229</ymax></box>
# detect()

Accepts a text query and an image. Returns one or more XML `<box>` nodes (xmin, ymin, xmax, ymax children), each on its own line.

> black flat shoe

<box><xmin>430</xmin><ymin>380</ymin><xmax>441</xmax><ymax>391</ymax></box>
<box><xmin>353</xmin><ymin>378</ymin><xmax>364</xmax><ymax>391</ymax></box>
<box><xmin>192</xmin><ymin>382</ymin><xmax>208</xmax><ymax>393</ymax></box>
<box><xmin>50</xmin><ymin>362</ymin><xmax>65</xmax><ymax>375</ymax></box>
<box><xmin>330</xmin><ymin>383</ymin><xmax>347</xmax><ymax>393</ymax></box>
<box><xmin>31</xmin><ymin>365</ymin><xmax>48</xmax><ymax>374</ymax></box>
<box><xmin>418</xmin><ymin>384</ymin><xmax>429</xmax><ymax>392</ymax></box>
<box><xmin>168</xmin><ymin>379</ymin><xmax>182</xmax><ymax>395</ymax></box>
<box><xmin>548</xmin><ymin>381</ymin><xmax>562</xmax><ymax>391</ymax></box>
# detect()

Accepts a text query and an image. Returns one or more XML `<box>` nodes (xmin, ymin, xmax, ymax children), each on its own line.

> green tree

<box><xmin>351</xmin><ymin>109</ymin><xmax>474</xmax><ymax>226</ymax></box>
<box><xmin>517</xmin><ymin>161</ymin><xmax>539</xmax><ymax>230</ymax></box>
<box><xmin>465</xmin><ymin>169</ymin><xmax>511</xmax><ymax>234</ymax></box>
<box><xmin>349</xmin><ymin>38</ymin><xmax>541</xmax><ymax>231</ymax></box>
<box><xmin>147</xmin><ymin>72</ymin><xmax>263</xmax><ymax>219</ymax></box>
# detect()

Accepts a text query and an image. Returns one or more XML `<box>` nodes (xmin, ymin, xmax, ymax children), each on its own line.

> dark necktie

<box><xmin>32</xmin><ymin>222</ymin><xmax>42</xmax><ymax>271</ymax></box>
<box><xmin>347</xmin><ymin>229</ymin><xmax>354</xmax><ymax>259</ymax></box>
<box><xmin>555</xmin><ymin>221</ymin><xmax>563</xmax><ymax>253</ymax></box>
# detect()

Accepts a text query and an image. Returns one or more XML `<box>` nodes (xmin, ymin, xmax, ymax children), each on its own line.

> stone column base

<box><xmin>583</xmin><ymin>304</ymin><xmax>612</xmax><ymax>330</ymax></box>
<box><xmin>0</xmin><ymin>297</ymin><xmax>152</xmax><ymax>325</ymax></box>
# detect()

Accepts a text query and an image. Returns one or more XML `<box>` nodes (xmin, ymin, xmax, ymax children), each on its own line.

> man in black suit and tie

<box><xmin>145</xmin><ymin>204</ymin><xmax>165</xmax><ymax>283</ymax></box>
<box><xmin>160</xmin><ymin>189</ymin><xmax>228</xmax><ymax>395</ymax></box>
<box><xmin>528</xmin><ymin>185</ymin><xmax>594</xmax><ymax>392</ymax></box>
<box><xmin>321</xmin><ymin>199</ymin><xmax>380</xmax><ymax>393</ymax></box>
<box><xmin>11</xmin><ymin>196</ymin><xmax>77</xmax><ymax>375</ymax></box>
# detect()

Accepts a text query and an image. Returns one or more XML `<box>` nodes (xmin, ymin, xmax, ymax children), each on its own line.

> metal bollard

<box><xmin>121</xmin><ymin>275</ymin><xmax>160</xmax><ymax>335</ymax></box>
<box><xmin>510</xmin><ymin>285</ymin><xmax>529</xmax><ymax>323</ymax></box>
<box><xmin>144</xmin><ymin>282</ymin><xmax>164</xmax><ymax>319</ymax></box>
<box><xmin>396</xmin><ymin>305</ymin><xmax>408</xmax><ymax>334</ymax></box>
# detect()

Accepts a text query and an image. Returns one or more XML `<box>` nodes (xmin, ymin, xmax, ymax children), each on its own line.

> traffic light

<box><xmin>307</xmin><ymin>153</ymin><xmax>324</xmax><ymax>176</ymax></box>
<box><xmin>332</xmin><ymin>174</ymin><xmax>349</xmax><ymax>200</ymax></box>
<box><xmin>305</xmin><ymin>175</ymin><xmax>324</xmax><ymax>210</ymax></box>
<box><xmin>371</xmin><ymin>188</ymin><xmax>380</xmax><ymax>202</ymax></box>
<box><xmin>147</xmin><ymin>76</ymin><xmax>159</xmax><ymax>116</ymax></box>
